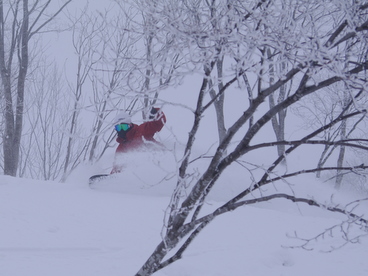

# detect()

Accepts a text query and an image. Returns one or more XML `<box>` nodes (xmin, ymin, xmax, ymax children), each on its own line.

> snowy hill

<box><xmin>1</xmin><ymin>161</ymin><xmax>368</xmax><ymax>276</ymax></box>
<box><xmin>1</xmin><ymin>0</ymin><xmax>368</xmax><ymax>275</ymax></box>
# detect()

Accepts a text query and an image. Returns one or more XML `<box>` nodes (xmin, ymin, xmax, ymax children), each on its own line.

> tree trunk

<box><xmin>209</xmin><ymin>57</ymin><xmax>227</xmax><ymax>144</ymax></box>
<box><xmin>267</xmin><ymin>49</ymin><xmax>287</xmax><ymax>160</ymax></box>
<box><xmin>335</xmin><ymin>119</ymin><xmax>347</xmax><ymax>189</ymax></box>
<box><xmin>135</xmin><ymin>241</ymin><xmax>170</xmax><ymax>276</ymax></box>
<box><xmin>1</xmin><ymin>0</ymin><xmax>71</xmax><ymax>176</ymax></box>
<box><xmin>0</xmin><ymin>0</ymin><xmax>29</xmax><ymax>176</ymax></box>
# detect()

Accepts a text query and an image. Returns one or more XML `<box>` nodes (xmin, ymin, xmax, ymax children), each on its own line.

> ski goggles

<box><xmin>115</xmin><ymin>123</ymin><xmax>130</xmax><ymax>132</ymax></box>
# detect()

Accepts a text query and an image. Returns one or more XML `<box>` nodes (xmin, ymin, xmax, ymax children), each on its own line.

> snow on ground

<box><xmin>1</xmin><ymin>152</ymin><xmax>368</xmax><ymax>276</ymax></box>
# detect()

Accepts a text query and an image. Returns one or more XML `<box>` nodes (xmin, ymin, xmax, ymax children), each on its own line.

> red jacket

<box><xmin>111</xmin><ymin>110</ymin><xmax>166</xmax><ymax>173</ymax></box>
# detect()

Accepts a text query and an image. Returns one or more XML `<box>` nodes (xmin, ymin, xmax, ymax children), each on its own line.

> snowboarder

<box><xmin>110</xmin><ymin>107</ymin><xmax>166</xmax><ymax>174</ymax></box>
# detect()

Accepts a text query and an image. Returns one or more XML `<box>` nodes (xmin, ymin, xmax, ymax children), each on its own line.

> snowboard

<box><xmin>89</xmin><ymin>174</ymin><xmax>110</xmax><ymax>185</ymax></box>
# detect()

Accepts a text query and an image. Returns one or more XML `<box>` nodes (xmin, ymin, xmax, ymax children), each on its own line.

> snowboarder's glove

<box><xmin>149</xmin><ymin>107</ymin><xmax>159</xmax><ymax>120</ymax></box>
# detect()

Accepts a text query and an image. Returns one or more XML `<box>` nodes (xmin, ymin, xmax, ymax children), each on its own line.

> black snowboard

<box><xmin>89</xmin><ymin>174</ymin><xmax>110</xmax><ymax>185</ymax></box>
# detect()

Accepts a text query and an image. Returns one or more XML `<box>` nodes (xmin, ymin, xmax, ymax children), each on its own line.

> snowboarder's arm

<box><xmin>140</xmin><ymin>108</ymin><xmax>166</xmax><ymax>137</ymax></box>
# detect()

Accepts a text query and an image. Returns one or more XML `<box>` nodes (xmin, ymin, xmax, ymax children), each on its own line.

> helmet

<box><xmin>113</xmin><ymin>111</ymin><xmax>132</xmax><ymax>125</ymax></box>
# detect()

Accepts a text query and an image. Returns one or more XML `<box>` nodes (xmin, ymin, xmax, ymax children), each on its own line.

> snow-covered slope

<box><xmin>1</xmin><ymin>162</ymin><xmax>367</xmax><ymax>276</ymax></box>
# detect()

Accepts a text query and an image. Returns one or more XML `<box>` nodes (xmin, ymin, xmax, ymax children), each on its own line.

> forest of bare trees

<box><xmin>0</xmin><ymin>1</ymin><xmax>368</xmax><ymax>275</ymax></box>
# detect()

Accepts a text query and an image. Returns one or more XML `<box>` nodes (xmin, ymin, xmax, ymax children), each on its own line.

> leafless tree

<box><xmin>129</xmin><ymin>1</ymin><xmax>368</xmax><ymax>275</ymax></box>
<box><xmin>19</xmin><ymin>61</ymin><xmax>68</xmax><ymax>180</ymax></box>
<box><xmin>60</xmin><ymin>8</ymin><xmax>105</xmax><ymax>180</ymax></box>
<box><xmin>114</xmin><ymin>0</ymin><xmax>183</xmax><ymax>120</ymax></box>
<box><xmin>0</xmin><ymin>0</ymin><xmax>72</xmax><ymax>176</ymax></box>
<box><xmin>86</xmin><ymin>10</ymin><xmax>140</xmax><ymax>162</ymax></box>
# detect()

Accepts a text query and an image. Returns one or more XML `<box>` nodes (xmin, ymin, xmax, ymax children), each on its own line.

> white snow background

<box><xmin>1</xmin><ymin>153</ymin><xmax>368</xmax><ymax>276</ymax></box>
<box><xmin>1</xmin><ymin>0</ymin><xmax>368</xmax><ymax>275</ymax></box>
